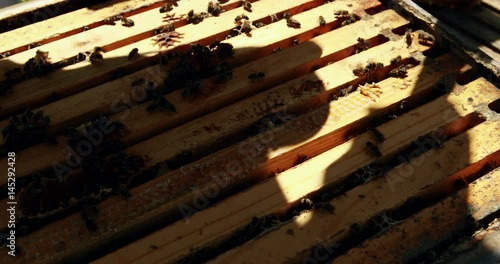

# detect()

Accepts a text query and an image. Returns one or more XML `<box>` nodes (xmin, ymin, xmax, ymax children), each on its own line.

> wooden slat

<box><xmin>95</xmin><ymin>77</ymin><xmax>500</xmax><ymax>263</ymax></box>
<box><xmin>0</xmin><ymin>7</ymin><xmax>405</xmax><ymax>183</ymax></box>
<box><xmin>0</xmin><ymin>0</ymin><xmax>165</xmax><ymax>54</ymax></box>
<box><xmin>483</xmin><ymin>0</ymin><xmax>500</xmax><ymax>12</ymax></box>
<box><xmin>0</xmin><ymin>0</ymin><xmax>323</xmax><ymax>116</ymax></box>
<box><xmin>0</xmin><ymin>49</ymin><xmax>473</xmax><ymax>263</ymax></box>
<box><xmin>331</xmin><ymin>168</ymin><xmax>500</xmax><ymax>264</ymax></box>
<box><xmin>208</xmin><ymin>112</ymin><xmax>500</xmax><ymax>262</ymax></box>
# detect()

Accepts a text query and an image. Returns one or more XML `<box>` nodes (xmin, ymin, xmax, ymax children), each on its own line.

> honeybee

<box><xmin>121</xmin><ymin>17</ymin><xmax>134</xmax><ymax>27</ymax></box>
<box><xmin>83</xmin><ymin>26</ymin><xmax>90</xmax><ymax>31</ymax></box>
<box><xmin>242</xmin><ymin>0</ymin><xmax>252</xmax><ymax>12</ymax></box>
<box><xmin>187</xmin><ymin>9</ymin><xmax>206</xmax><ymax>24</ymax></box>
<box><xmin>357</xmin><ymin>37</ymin><xmax>368</xmax><ymax>49</ymax></box>
<box><xmin>269</xmin><ymin>13</ymin><xmax>278</xmax><ymax>22</ymax></box>
<box><xmin>340</xmin><ymin>14</ymin><xmax>358</xmax><ymax>26</ymax></box>
<box><xmin>368</xmin><ymin>127</ymin><xmax>385</xmax><ymax>143</ymax></box>
<box><xmin>159</xmin><ymin>2</ymin><xmax>173</xmax><ymax>13</ymax></box>
<box><xmin>235</xmin><ymin>14</ymin><xmax>249</xmax><ymax>23</ymax></box>
<box><xmin>388</xmin><ymin>65</ymin><xmax>410</xmax><ymax>78</ymax></box>
<box><xmin>334</xmin><ymin>10</ymin><xmax>349</xmax><ymax>18</ymax></box>
<box><xmin>89</xmin><ymin>47</ymin><xmax>103</xmax><ymax>63</ymax></box>
<box><xmin>128</xmin><ymin>48</ymin><xmax>139</xmax><ymax>60</ymax></box>
<box><xmin>76</xmin><ymin>52</ymin><xmax>86</xmax><ymax>62</ymax></box>
<box><xmin>240</xmin><ymin>19</ymin><xmax>252</xmax><ymax>34</ymax></box>
<box><xmin>293</xmin><ymin>39</ymin><xmax>300</xmax><ymax>45</ymax></box>
<box><xmin>104</xmin><ymin>15</ymin><xmax>122</xmax><ymax>25</ymax></box>
<box><xmin>352</xmin><ymin>65</ymin><xmax>364</xmax><ymax>76</ymax></box>
<box><xmin>28</xmin><ymin>42</ymin><xmax>42</xmax><ymax>50</ymax></box>
<box><xmin>207</xmin><ymin>1</ymin><xmax>223</xmax><ymax>16</ymax></box>
<box><xmin>365</xmin><ymin>141</ymin><xmax>382</xmax><ymax>157</ymax></box>
<box><xmin>283</xmin><ymin>12</ymin><xmax>291</xmax><ymax>20</ymax></box>
<box><xmin>318</xmin><ymin>16</ymin><xmax>326</xmax><ymax>26</ymax></box>
<box><xmin>248</xmin><ymin>72</ymin><xmax>265</xmax><ymax>82</ymax></box>
<box><xmin>390</xmin><ymin>55</ymin><xmax>402</xmax><ymax>66</ymax></box>
<box><xmin>286</xmin><ymin>18</ymin><xmax>301</xmax><ymax>28</ymax></box>
<box><xmin>23</xmin><ymin>57</ymin><xmax>36</xmax><ymax>72</ymax></box>
<box><xmin>405</xmin><ymin>29</ymin><xmax>412</xmax><ymax>47</ymax></box>
<box><xmin>34</xmin><ymin>50</ymin><xmax>51</xmax><ymax>65</ymax></box>
<box><xmin>418</xmin><ymin>31</ymin><xmax>435</xmax><ymax>44</ymax></box>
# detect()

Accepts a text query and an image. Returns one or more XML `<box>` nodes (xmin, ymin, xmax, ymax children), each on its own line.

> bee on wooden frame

<box><xmin>341</xmin><ymin>14</ymin><xmax>357</xmax><ymax>26</ymax></box>
<box><xmin>242</xmin><ymin>0</ymin><xmax>252</xmax><ymax>12</ymax></box>
<box><xmin>334</xmin><ymin>10</ymin><xmax>349</xmax><ymax>18</ymax></box>
<box><xmin>104</xmin><ymin>15</ymin><xmax>123</xmax><ymax>25</ymax></box>
<box><xmin>159</xmin><ymin>2</ymin><xmax>173</xmax><ymax>13</ymax></box>
<box><xmin>283</xmin><ymin>12</ymin><xmax>291</xmax><ymax>20</ymax></box>
<box><xmin>418</xmin><ymin>32</ymin><xmax>435</xmax><ymax>45</ymax></box>
<box><xmin>352</xmin><ymin>64</ymin><xmax>364</xmax><ymax>76</ymax></box>
<box><xmin>269</xmin><ymin>13</ymin><xmax>278</xmax><ymax>22</ymax></box>
<box><xmin>248</xmin><ymin>72</ymin><xmax>265</xmax><ymax>82</ymax></box>
<box><xmin>154</xmin><ymin>23</ymin><xmax>175</xmax><ymax>35</ymax></box>
<box><xmin>356</xmin><ymin>37</ymin><xmax>369</xmax><ymax>51</ymax></box>
<box><xmin>121</xmin><ymin>17</ymin><xmax>135</xmax><ymax>27</ymax></box>
<box><xmin>89</xmin><ymin>47</ymin><xmax>104</xmax><ymax>64</ymax></box>
<box><xmin>28</xmin><ymin>42</ymin><xmax>42</xmax><ymax>50</ymax></box>
<box><xmin>235</xmin><ymin>14</ymin><xmax>249</xmax><ymax>23</ymax></box>
<box><xmin>286</xmin><ymin>18</ymin><xmax>301</xmax><ymax>28</ymax></box>
<box><xmin>128</xmin><ymin>48</ymin><xmax>139</xmax><ymax>60</ymax></box>
<box><xmin>388</xmin><ymin>65</ymin><xmax>408</xmax><ymax>78</ymax></box>
<box><xmin>365</xmin><ymin>141</ymin><xmax>382</xmax><ymax>157</ymax></box>
<box><xmin>318</xmin><ymin>16</ymin><xmax>326</xmax><ymax>26</ymax></box>
<box><xmin>405</xmin><ymin>29</ymin><xmax>412</xmax><ymax>48</ymax></box>
<box><xmin>240</xmin><ymin>19</ymin><xmax>253</xmax><ymax>34</ymax></box>
<box><xmin>390</xmin><ymin>55</ymin><xmax>402</xmax><ymax>66</ymax></box>
<box><xmin>146</xmin><ymin>93</ymin><xmax>176</xmax><ymax>112</ymax></box>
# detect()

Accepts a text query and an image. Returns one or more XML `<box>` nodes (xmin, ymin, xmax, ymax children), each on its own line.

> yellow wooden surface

<box><xmin>95</xmin><ymin>77</ymin><xmax>500</xmax><ymax>263</ymax></box>
<box><xmin>332</xmin><ymin>168</ymin><xmax>500</xmax><ymax>264</ymax></box>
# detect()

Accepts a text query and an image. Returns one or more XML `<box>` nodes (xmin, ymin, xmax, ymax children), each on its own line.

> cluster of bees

<box><xmin>152</xmin><ymin>41</ymin><xmax>235</xmax><ymax>102</ymax></box>
<box><xmin>103</xmin><ymin>15</ymin><xmax>135</xmax><ymax>27</ymax></box>
<box><xmin>2</xmin><ymin>112</ymin><xmax>147</xmax><ymax>231</ymax></box>
<box><xmin>388</xmin><ymin>55</ymin><xmax>414</xmax><ymax>78</ymax></box>
<box><xmin>352</xmin><ymin>61</ymin><xmax>384</xmax><ymax>77</ymax></box>
<box><xmin>2</xmin><ymin>50</ymin><xmax>55</xmax><ymax>87</ymax></box>
<box><xmin>334</xmin><ymin>10</ymin><xmax>358</xmax><ymax>26</ymax></box>
<box><xmin>1</xmin><ymin>109</ymin><xmax>54</xmax><ymax>154</ymax></box>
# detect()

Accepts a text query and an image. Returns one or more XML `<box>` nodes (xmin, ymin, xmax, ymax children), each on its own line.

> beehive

<box><xmin>0</xmin><ymin>0</ymin><xmax>499</xmax><ymax>263</ymax></box>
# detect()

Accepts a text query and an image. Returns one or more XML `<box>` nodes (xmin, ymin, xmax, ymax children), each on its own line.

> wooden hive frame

<box><xmin>0</xmin><ymin>0</ymin><xmax>499</xmax><ymax>263</ymax></box>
